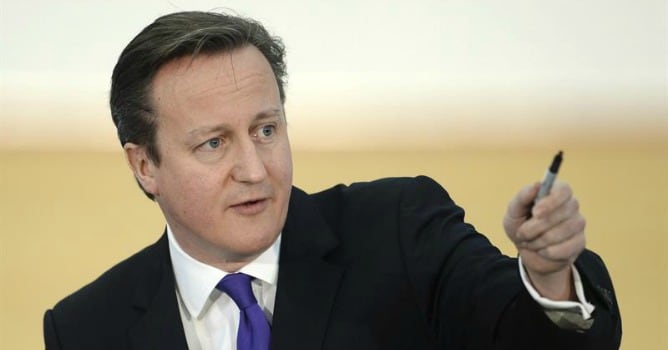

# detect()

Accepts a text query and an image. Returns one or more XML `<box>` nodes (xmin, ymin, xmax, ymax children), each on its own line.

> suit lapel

<box><xmin>127</xmin><ymin>234</ymin><xmax>189</xmax><ymax>349</ymax></box>
<box><xmin>271</xmin><ymin>187</ymin><xmax>345</xmax><ymax>349</ymax></box>
<box><xmin>124</xmin><ymin>187</ymin><xmax>344</xmax><ymax>349</ymax></box>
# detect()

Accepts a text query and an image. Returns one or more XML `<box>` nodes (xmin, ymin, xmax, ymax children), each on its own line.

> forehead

<box><xmin>151</xmin><ymin>45</ymin><xmax>276</xmax><ymax>102</ymax></box>
<box><xmin>149</xmin><ymin>45</ymin><xmax>281</xmax><ymax>131</ymax></box>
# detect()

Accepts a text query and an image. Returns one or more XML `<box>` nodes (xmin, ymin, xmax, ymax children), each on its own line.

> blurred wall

<box><xmin>2</xmin><ymin>148</ymin><xmax>666</xmax><ymax>349</ymax></box>
<box><xmin>1</xmin><ymin>0</ymin><xmax>665</xmax><ymax>151</ymax></box>
<box><xmin>0</xmin><ymin>1</ymin><xmax>666</xmax><ymax>349</ymax></box>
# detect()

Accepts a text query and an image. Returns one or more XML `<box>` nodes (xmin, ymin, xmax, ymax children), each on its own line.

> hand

<box><xmin>503</xmin><ymin>182</ymin><xmax>586</xmax><ymax>300</ymax></box>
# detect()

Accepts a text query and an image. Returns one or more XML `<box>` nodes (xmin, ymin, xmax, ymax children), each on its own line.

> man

<box><xmin>44</xmin><ymin>11</ymin><xmax>621</xmax><ymax>349</ymax></box>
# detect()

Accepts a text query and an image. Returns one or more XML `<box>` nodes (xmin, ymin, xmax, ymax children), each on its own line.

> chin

<box><xmin>231</xmin><ymin>230</ymin><xmax>279</xmax><ymax>256</ymax></box>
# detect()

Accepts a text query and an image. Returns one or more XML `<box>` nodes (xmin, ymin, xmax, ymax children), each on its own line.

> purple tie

<box><xmin>216</xmin><ymin>273</ymin><xmax>271</xmax><ymax>350</ymax></box>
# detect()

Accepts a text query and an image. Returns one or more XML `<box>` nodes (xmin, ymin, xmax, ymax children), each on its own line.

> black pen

<box><xmin>535</xmin><ymin>150</ymin><xmax>563</xmax><ymax>204</ymax></box>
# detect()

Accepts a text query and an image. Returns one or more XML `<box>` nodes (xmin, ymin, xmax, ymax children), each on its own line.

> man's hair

<box><xmin>109</xmin><ymin>11</ymin><xmax>287</xmax><ymax>199</ymax></box>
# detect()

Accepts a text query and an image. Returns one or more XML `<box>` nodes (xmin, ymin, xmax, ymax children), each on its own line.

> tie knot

<box><xmin>216</xmin><ymin>273</ymin><xmax>258</xmax><ymax>309</ymax></box>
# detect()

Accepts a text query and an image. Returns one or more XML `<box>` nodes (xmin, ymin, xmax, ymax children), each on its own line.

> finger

<box><xmin>518</xmin><ymin>249</ymin><xmax>571</xmax><ymax>275</ymax></box>
<box><xmin>532</xmin><ymin>182</ymin><xmax>573</xmax><ymax>218</ymax></box>
<box><xmin>504</xmin><ymin>183</ymin><xmax>540</xmax><ymax>243</ymax></box>
<box><xmin>524</xmin><ymin>213</ymin><xmax>586</xmax><ymax>251</ymax></box>
<box><xmin>520</xmin><ymin>196</ymin><xmax>581</xmax><ymax>242</ymax></box>
<box><xmin>537</xmin><ymin>230</ymin><xmax>586</xmax><ymax>262</ymax></box>
<box><xmin>507</xmin><ymin>182</ymin><xmax>541</xmax><ymax>220</ymax></box>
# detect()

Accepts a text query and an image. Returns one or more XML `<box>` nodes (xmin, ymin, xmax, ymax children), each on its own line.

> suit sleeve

<box><xmin>44</xmin><ymin>309</ymin><xmax>63</xmax><ymax>350</ymax></box>
<box><xmin>397</xmin><ymin>176</ymin><xmax>621</xmax><ymax>349</ymax></box>
<box><xmin>494</xmin><ymin>250</ymin><xmax>622</xmax><ymax>349</ymax></box>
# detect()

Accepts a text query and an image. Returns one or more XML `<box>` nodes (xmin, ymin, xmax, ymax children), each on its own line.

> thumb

<box><xmin>507</xmin><ymin>182</ymin><xmax>540</xmax><ymax>220</ymax></box>
<box><xmin>504</xmin><ymin>182</ymin><xmax>540</xmax><ymax>240</ymax></box>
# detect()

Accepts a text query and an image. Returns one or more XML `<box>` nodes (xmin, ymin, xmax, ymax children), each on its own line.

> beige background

<box><xmin>1</xmin><ymin>0</ymin><xmax>666</xmax><ymax>348</ymax></box>
<box><xmin>1</xmin><ymin>144</ymin><xmax>667</xmax><ymax>349</ymax></box>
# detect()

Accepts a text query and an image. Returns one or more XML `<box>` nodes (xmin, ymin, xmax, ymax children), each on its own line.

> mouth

<box><xmin>230</xmin><ymin>197</ymin><xmax>270</xmax><ymax>216</ymax></box>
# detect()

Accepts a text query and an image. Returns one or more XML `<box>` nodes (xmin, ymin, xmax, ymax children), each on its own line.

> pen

<box><xmin>535</xmin><ymin>150</ymin><xmax>563</xmax><ymax>204</ymax></box>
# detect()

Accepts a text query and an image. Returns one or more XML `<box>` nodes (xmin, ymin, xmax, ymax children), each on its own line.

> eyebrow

<box><xmin>186</xmin><ymin>108</ymin><xmax>283</xmax><ymax>139</ymax></box>
<box><xmin>251</xmin><ymin>108</ymin><xmax>283</xmax><ymax>125</ymax></box>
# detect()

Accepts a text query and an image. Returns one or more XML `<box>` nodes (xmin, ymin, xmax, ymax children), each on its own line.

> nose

<box><xmin>231</xmin><ymin>138</ymin><xmax>268</xmax><ymax>184</ymax></box>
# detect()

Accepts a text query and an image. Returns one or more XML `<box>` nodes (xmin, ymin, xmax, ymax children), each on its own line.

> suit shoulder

<box><xmin>311</xmin><ymin>175</ymin><xmax>449</xmax><ymax>203</ymax></box>
<box><xmin>50</xmin><ymin>236</ymin><xmax>166</xmax><ymax>318</ymax></box>
<box><xmin>307</xmin><ymin>176</ymin><xmax>461</xmax><ymax>237</ymax></box>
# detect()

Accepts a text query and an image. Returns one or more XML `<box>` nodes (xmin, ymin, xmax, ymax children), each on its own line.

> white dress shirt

<box><xmin>167</xmin><ymin>226</ymin><xmax>594</xmax><ymax>350</ymax></box>
<box><xmin>167</xmin><ymin>226</ymin><xmax>280</xmax><ymax>350</ymax></box>
<box><xmin>519</xmin><ymin>256</ymin><xmax>595</xmax><ymax>319</ymax></box>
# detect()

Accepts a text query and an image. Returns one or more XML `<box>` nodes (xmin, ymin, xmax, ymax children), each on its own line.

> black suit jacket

<box><xmin>44</xmin><ymin>176</ymin><xmax>622</xmax><ymax>349</ymax></box>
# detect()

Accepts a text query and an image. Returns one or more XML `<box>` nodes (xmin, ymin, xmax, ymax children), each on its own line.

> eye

<box><xmin>254</xmin><ymin>124</ymin><xmax>276</xmax><ymax>142</ymax></box>
<box><xmin>200</xmin><ymin>137</ymin><xmax>223</xmax><ymax>150</ymax></box>
<box><xmin>260</xmin><ymin>125</ymin><xmax>275</xmax><ymax>137</ymax></box>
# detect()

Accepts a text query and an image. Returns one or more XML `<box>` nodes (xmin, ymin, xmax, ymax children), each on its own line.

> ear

<box><xmin>124</xmin><ymin>143</ymin><xmax>159</xmax><ymax>197</ymax></box>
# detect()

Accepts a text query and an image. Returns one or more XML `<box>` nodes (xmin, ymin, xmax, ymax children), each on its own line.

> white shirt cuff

<box><xmin>518</xmin><ymin>256</ymin><xmax>595</xmax><ymax>320</ymax></box>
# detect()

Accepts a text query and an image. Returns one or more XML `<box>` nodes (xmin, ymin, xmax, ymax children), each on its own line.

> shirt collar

<box><xmin>167</xmin><ymin>225</ymin><xmax>281</xmax><ymax>318</ymax></box>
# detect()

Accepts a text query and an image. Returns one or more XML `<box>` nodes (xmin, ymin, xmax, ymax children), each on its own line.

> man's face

<box><xmin>131</xmin><ymin>46</ymin><xmax>292</xmax><ymax>270</ymax></box>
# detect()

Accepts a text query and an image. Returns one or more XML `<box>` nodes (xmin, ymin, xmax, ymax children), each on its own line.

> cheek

<box><xmin>276</xmin><ymin>140</ymin><xmax>293</xmax><ymax>180</ymax></box>
<box><xmin>160</xmin><ymin>163</ymin><xmax>217</xmax><ymax>204</ymax></box>
<box><xmin>270</xmin><ymin>149</ymin><xmax>293</xmax><ymax>187</ymax></box>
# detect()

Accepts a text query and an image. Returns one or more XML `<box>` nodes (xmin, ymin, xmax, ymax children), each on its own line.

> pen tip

<box><xmin>550</xmin><ymin>151</ymin><xmax>563</xmax><ymax>172</ymax></box>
